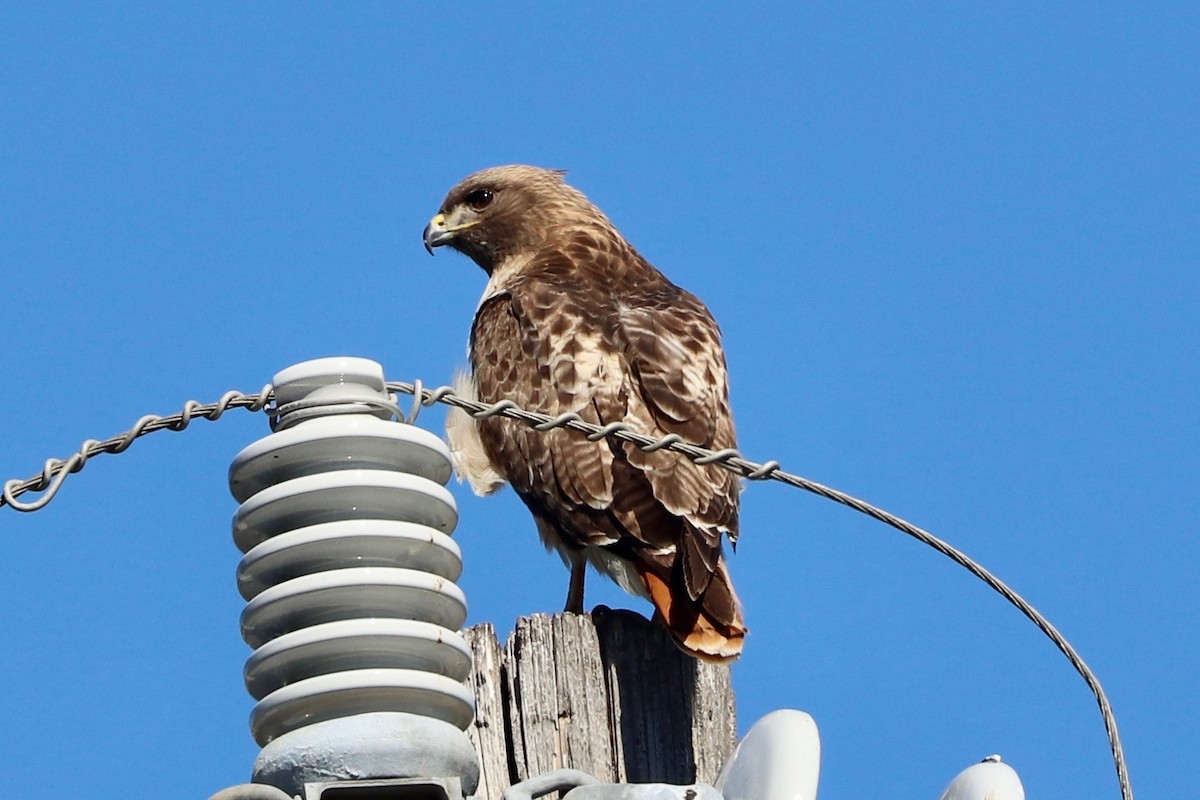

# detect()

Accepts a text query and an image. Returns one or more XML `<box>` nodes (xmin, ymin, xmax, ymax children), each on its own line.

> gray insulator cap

<box><xmin>252</xmin><ymin>711</ymin><xmax>479</xmax><ymax>798</ymax></box>
<box><xmin>208</xmin><ymin>784</ymin><xmax>296</xmax><ymax>800</ymax></box>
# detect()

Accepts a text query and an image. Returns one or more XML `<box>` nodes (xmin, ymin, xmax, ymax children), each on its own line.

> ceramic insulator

<box><xmin>227</xmin><ymin>357</ymin><xmax>474</xmax><ymax>748</ymax></box>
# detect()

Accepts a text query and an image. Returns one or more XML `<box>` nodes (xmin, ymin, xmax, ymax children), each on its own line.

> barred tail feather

<box><xmin>638</xmin><ymin>562</ymin><xmax>746</xmax><ymax>663</ymax></box>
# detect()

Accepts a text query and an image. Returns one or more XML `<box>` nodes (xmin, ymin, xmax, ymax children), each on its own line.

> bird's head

<box><xmin>423</xmin><ymin>165</ymin><xmax>594</xmax><ymax>274</ymax></box>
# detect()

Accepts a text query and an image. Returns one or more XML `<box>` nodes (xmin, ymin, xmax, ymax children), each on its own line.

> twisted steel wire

<box><xmin>0</xmin><ymin>379</ymin><xmax>1133</xmax><ymax>800</ymax></box>
<box><xmin>1</xmin><ymin>388</ymin><xmax>273</xmax><ymax>512</ymax></box>
<box><xmin>395</xmin><ymin>380</ymin><xmax>1133</xmax><ymax>800</ymax></box>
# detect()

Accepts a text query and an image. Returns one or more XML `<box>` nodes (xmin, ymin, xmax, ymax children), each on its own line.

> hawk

<box><xmin>423</xmin><ymin>165</ymin><xmax>746</xmax><ymax>661</ymax></box>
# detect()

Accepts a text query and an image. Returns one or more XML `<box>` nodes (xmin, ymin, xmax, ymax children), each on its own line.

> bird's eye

<box><xmin>465</xmin><ymin>188</ymin><xmax>494</xmax><ymax>211</ymax></box>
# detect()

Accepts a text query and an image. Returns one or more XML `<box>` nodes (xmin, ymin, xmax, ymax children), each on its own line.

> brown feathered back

<box><xmin>430</xmin><ymin>165</ymin><xmax>746</xmax><ymax>661</ymax></box>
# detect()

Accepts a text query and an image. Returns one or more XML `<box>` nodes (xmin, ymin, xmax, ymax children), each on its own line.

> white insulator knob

<box><xmin>227</xmin><ymin>358</ymin><xmax>479</xmax><ymax>797</ymax></box>
<box><xmin>938</xmin><ymin>754</ymin><xmax>1025</xmax><ymax>800</ymax></box>
<box><xmin>716</xmin><ymin>709</ymin><xmax>821</xmax><ymax>800</ymax></box>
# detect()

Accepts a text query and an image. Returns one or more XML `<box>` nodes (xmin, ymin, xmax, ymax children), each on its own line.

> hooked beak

<box><xmin>423</xmin><ymin>213</ymin><xmax>454</xmax><ymax>255</ymax></box>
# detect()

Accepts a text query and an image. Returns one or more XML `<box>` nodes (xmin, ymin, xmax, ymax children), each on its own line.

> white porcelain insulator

<box><xmin>938</xmin><ymin>755</ymin><xmax>1025</xmax><ymax>800</ymax></box>
<box><xmin>228</xmin><ymin>357</ymin><xmax>474</xmax><ymax>747</ymax></box>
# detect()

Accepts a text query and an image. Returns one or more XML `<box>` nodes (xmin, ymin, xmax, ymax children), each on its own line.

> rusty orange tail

<box><xmin>639</xmin><ymin>562</ymin><xmax>746</xmax><ymax>663</ymax></box>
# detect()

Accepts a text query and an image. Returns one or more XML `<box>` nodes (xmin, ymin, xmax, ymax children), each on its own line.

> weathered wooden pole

<box><xmin>463</xmin><ymin>608</ymin><xmax>737</xmax><ymax>800</ymax></box>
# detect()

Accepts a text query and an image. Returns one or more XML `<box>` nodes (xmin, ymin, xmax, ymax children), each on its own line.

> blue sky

<box><xmin>1</xmin><ymin>4</ymin><xmax>1195</xmax><ymax>798</ymax></box>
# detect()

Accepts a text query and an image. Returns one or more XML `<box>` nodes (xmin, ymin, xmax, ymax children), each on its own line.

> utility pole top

<box><xmin>464</xmin><ymin>609</ymin><xmax>737</xmax><ymax>800</ymax></box>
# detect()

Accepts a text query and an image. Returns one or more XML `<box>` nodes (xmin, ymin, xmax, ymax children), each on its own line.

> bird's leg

<box><xmin>564</xmin><ymin>554</ymin><xmax>586</xmax><ymax>614</ymax></box>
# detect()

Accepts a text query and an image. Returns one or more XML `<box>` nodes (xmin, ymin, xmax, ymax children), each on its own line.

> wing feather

<box><xmin>617</xmin><ymin>293</ymin><xmax>740</xmax><ymax>537</ymax></box>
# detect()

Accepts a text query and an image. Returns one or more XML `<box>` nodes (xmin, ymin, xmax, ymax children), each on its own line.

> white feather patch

<box><xmin>445</xmin><ymin>369</ymin><xmax>507</xmax><ymax>496</ymax></box>
<box><xmin>585</xmin><ymin>546</ymin><xmax>651</xmax><ymax>599</ymax></box>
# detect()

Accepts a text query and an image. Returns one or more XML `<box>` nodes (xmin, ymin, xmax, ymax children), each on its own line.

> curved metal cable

<box><xmin>0</xmin><ymin>379</ymin><xmax>1132</xmax><ymax>800</ymax></box>
<box><xmin>1</xmin><ymin>388</ymin><xmax>273</xmax><ymax>512</ymax></box>
<box><xmin>389</xmin><ymin>380</ymin><xmax>1133</xmax><ymax>800</ymax></box>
